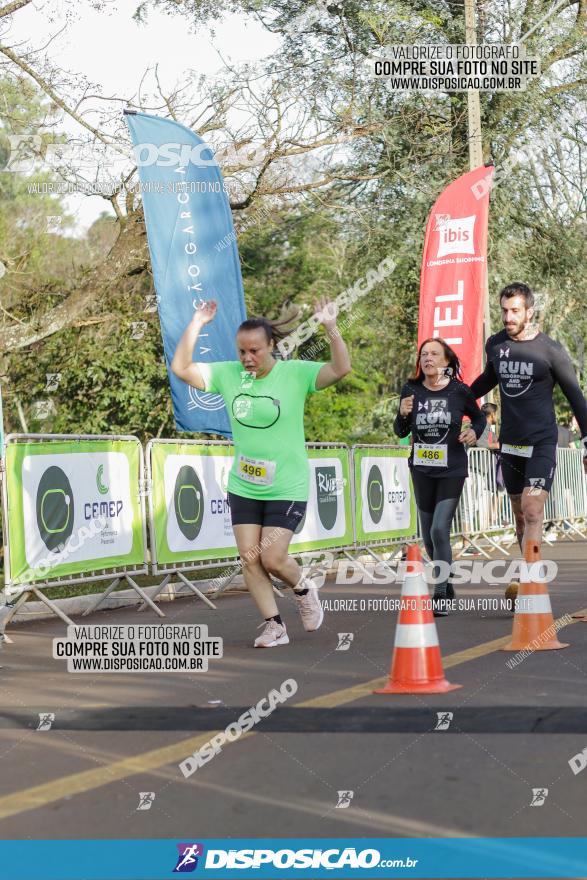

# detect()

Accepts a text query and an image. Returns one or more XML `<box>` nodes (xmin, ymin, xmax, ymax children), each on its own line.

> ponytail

<box><xmin>237</xmin><ymin>317</ymin><xmax>285</xmax><ymax>343</ymax></box>
<box><xmin>237</xmin><ymin>300</ymin><xmax>303</xmax><ymax>345</ymax></box>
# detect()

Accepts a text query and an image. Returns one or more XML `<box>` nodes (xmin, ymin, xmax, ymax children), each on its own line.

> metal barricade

<box><xmin>449</xmin><ymin>447</ymin><xmax>587</xmax><ymax>554</ymax></box>
<box><xmin>145</xmin><ymin>439</ymin><xmax>356</xmax><ymax>605</ymax></box>
<box><xmin>349</xmin><ymin>444</ymin><xmax>417</xmax><ymax>575</ymax></box>
<box><xmin>145</xmin><ymin>437</ymin><xmax>235</xmax><ymax>607</ymax></box>
<box><xmin>452</xmin><ymin>448</ymin><xmax>513</xmax><ymax>557</ymax></box>
<box><xmin>2</xmin><ymin>434</ymin><xmax>586</xmax><ymax>633</ymax></box>
<box><xmin>0</xmin><ymin>433</ymin><xmax>151</xmax><ymax>630</ymax></box>
<box><xmin>544</xmin><ymin>448</ymin><xmax>587</xmax><ymax>539</ymax></box>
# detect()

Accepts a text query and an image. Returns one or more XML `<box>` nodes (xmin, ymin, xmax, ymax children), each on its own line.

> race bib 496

<box><xmin>237</xmin><ymin>454</ymin><xmax>276</xmax><ymax>485</ymax></box>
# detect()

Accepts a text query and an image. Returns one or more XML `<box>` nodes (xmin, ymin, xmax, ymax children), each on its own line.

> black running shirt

<box><xmin>394</xmin><ymin>378</ymin><xmax>486</xmax><ymax>478</ymax></box>
<box><xmin>470</xmin><ymin>330</ymin><xmax>587</xmax><ymax>446</ymax></box>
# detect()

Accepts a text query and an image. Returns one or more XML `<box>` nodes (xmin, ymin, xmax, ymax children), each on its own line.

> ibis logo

<box><xmin>437</xmin><ymin>215</ymin><xmax>476</xmax><ymax>258</ymax></box>
<box><xmin>174</xmin><ymin>466</ymin><xmax>204</xmax><ymax>540</ymax></box>
<box><xmin>36</xmin><ymin>466</ymin><xmax>74</xmax><ymax>552</ymax></box>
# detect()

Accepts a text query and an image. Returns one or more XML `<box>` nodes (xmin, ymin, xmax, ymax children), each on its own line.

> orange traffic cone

<box><xmin>374</xmin><ymin>544</ymin><xmax>461</xmax><ymax>694</ymax></box>
<box><xmin>501</xmin><ymin>541</ymin><xmax>568</xmax><ymax>651</ymax></box>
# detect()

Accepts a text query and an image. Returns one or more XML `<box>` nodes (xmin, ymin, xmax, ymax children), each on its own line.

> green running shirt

<box><xmin>202</xmin><ymin>359</ymin><xmax>325</xmax><ymax>500</ymax></box>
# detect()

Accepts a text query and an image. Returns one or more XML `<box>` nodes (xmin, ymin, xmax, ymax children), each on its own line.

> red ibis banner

<box><xmin>418</xmin><ymin>165</ymin><xmax>494</xmax><ymax>385</ymax></box>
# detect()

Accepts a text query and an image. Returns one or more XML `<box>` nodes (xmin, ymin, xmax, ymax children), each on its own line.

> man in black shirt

<box><xmin>470</xmin><ymin>282</ymin><xmax>587</xmax><ymax>552</ymax></box>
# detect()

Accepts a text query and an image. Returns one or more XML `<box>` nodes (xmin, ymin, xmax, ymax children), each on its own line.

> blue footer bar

<box><xmin>1</xmin><ymin>837</ymin><xmax>587</xmax><ymax>879</ymax></box>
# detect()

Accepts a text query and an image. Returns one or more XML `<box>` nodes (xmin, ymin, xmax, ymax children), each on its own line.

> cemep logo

<box><xmin>367</xmin><ymin>464</ymin><xmax>384</xmax><ymax>524</ymax></box>
<box><xmin>315</xmin><ymin>465</ymin><xmax>338</xmax><ymax>530</ymax></box>
<box><xmin>173</xmin><ymin>843</ymin><xmax>204</xmax><ymax>872</ymax></box>
<box><xmin>96</xmin><ymin>464</ymin><xmax>108</xmax><ymax>495</ymax></box>
<box><xmin>174</xmin><ymin>466</ymin><xmax>204</xmax><ymax>540</ymax></box>
<box><xmin>36</xmin><ymin>466</ymin><xmax>74</xmax><ymax>552</ymax></box>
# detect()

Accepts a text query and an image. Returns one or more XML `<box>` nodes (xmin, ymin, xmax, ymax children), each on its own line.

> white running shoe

<box><xmin>254</xmin><ymin>619</ymin><xmax>290</xmax><ymax>648</ymax></box>
<box><xmin>294</xmin><ymin>587</ymin><xmax>324</xmax><ymax>631</ymax></box>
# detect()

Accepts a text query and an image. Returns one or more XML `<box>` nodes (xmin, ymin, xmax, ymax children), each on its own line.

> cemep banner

<box><xmin>149</xmin><ymin>440</ymin><xmax>239</xmax><ymax>567</ymax></box>
<box><xmin>4</xmin><ymin>439</ymin><xmax>145</xmax><ymax>589</ymax></box>
<box><xmin>353</xmin><ymin>445</ymin><xmax>416</xmax><ymax>545</ymax></box>
<box><xmin>124</xmin><ymin>110</ymin><xmax>247</xmax><ymax>436</ymax></box>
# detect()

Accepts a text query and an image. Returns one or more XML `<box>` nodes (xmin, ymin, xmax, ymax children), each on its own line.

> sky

<box><xmin>5</xmin><ymin>0</ymin><xmax>280</xmax><ymax>234</ymax></box>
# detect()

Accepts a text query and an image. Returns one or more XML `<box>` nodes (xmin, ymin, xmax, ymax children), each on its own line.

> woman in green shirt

<box><xmin>172</xmin><ymin>298</ymin><xmax>351</xmax><ymax>648</ymax></box>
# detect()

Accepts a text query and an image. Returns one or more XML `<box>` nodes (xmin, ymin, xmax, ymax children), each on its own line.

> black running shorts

<box><xmin>228</xmin><ymin>492</ymin><xmax>307</xmax><ymax>531</ymax></box>
<box><xmin>497</xmin><ymin>443</ymin><xmax>557</xmax><ymax>496</ymax></box>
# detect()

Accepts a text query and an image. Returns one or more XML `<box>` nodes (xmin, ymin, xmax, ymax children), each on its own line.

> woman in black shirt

<box><xmin>394</xmin><ymin>338</ymin><xmax>486</xmax><ymax>615</ymax></box>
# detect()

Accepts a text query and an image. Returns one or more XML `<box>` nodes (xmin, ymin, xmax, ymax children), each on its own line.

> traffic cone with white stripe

<box><xmin>374</xmin><ymin>544</ymin><xmax>461</xmax><ymax>694</ymax></box>
<box><xmin>501</xmin><ymin>541</ymin><xmax>568</xmax><ymax>651</ymax></box>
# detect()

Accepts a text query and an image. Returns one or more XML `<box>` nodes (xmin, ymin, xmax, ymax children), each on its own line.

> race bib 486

<box><xmin>414</xmin><ymin>443</ymin><xmax>448</xmax><ymax>467</ymax></box>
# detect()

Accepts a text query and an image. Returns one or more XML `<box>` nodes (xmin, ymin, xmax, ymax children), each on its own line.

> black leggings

<box><xmin>410</xmin><ymin>471</ymin><xmax>466</xmax><ymax>596</ymax></box>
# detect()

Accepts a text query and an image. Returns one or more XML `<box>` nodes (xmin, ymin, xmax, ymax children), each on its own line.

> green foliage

<box><xmin>3</xmin><ymin>312</ymin><xmax>173</xmax><ymax>439</ymax></box>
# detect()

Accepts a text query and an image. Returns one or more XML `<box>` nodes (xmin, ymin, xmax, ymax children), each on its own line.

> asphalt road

<box><xmin>1</xmin><ymin>539</ymin><xmax>587</xmax><ymax>860</ymax></box>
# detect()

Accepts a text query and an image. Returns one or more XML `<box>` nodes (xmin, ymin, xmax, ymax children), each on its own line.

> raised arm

<box><xmin>171</xmin><ymin>301</ymin><xmax>217</xmax><ymax>390</ymax></box>
<box><xmin>314</xmin><ymin>297</ymin><xmax>352</xmax><ymax>390</ymax></box>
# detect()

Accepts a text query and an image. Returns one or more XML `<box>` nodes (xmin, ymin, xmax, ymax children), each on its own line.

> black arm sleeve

<box><xmin>552</xmin><ymin>345</ymin><xmax>587</xmax><ymax>438</ymax></box>
<box><xmin>469</xmin><ymin>359</ymin><xmax>498</xmax><ymax>400</ymax></box>
<box><xmin>463</xmin><ymin>386</ymin><xmax>487</xmax><ymax>439</ymax></box>
<box><xmin>393</xmin><ymin>384</ymin><xmax>413</xmax><ymax>438</ymax></box>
